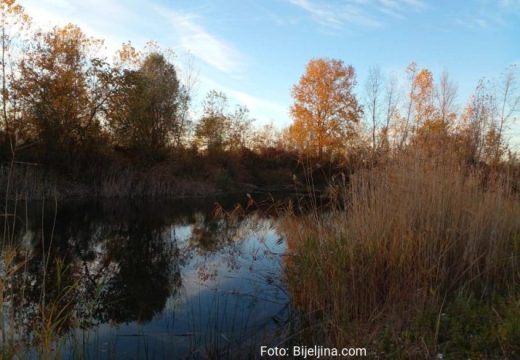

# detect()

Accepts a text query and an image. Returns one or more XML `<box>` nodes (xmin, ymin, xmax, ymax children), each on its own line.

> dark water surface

<box><xmin>7</xmin><ymin>196</ymin><xmax>291</xmax><ymax>359</ymax></box>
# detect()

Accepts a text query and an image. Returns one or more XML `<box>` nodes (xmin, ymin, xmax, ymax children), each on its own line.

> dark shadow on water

<box><xmin>5</xmin><ymin>195</ymin><xmax>291</xmax><ymax>359</ymax></box>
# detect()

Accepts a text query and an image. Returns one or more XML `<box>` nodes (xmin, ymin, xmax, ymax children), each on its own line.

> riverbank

<box><xmin>0</xmin><ymin>150</ymin><xmax>312</xmax><ymax>200</ymax></box>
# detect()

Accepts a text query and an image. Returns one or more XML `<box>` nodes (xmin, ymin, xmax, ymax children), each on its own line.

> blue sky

<box><xmin>20</xmin><ymin>0</ymin><xmax>520</xmax><ymax>143</ymax></box>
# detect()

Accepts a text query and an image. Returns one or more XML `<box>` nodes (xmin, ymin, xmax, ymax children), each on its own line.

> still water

<box><xmin>6</xmin><ymin>196</ymin><xmax>292</xmax><ymax>359</ymax></box>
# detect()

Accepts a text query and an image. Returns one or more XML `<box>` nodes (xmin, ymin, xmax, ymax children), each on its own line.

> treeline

<box><xmin>0</xmin><ymin>2</ymin><xmax>304</xmax><ymax>197</ymax></box>
<box><xmin>285</xmin><ymin>58</ymin><xmax>519</xmax><ymax>167</ymax></box>
<box><xmin>0</xmin><ymin>1</ymin><xmax>518</xmax><ymax>199</ymax></box>
<box><xmin>1</xmin><ymin>22</ymin><xmax>283</xmax><ymax>163</ymax></box>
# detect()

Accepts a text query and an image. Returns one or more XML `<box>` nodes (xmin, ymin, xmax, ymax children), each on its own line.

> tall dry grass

<box><xmin>0</xmin><ymin>160</ymin><xmax>77</xmax><ymax>358</ymax></box>
<box><xmin>283</xmin><ymin>152</ymin><xmax>520</xmax><ymax>357</ymax></box>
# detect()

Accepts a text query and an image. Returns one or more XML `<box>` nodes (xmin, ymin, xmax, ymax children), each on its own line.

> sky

<box><xmin>19</xmin><ymin>0</ymin><xmax>520</xmax><ymax>144</ymax></box>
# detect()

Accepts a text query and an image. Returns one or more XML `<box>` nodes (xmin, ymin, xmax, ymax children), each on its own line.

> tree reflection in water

<box><xmin>3</xmin><ymin>196</ymin><xmax>289</xmax><ymax>358</ymax></box>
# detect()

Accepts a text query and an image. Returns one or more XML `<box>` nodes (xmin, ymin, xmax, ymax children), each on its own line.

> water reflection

<box><xmin>4</xmin><ymin>196</ymin><xmax>289</xmax><ymax>358</ymax></box>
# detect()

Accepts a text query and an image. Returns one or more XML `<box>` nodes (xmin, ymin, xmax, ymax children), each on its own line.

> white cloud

<box><xmin>159</xmin><ymin>8</ymin><xmax>246</xmax><ymax>75</ymax></box>
<box><xmin>456</xmin><ymin>0</ymin><xmax>519</xmax><ymax>30</ymax></box>
<box><xmin>21</xmin><ymin>0</ymin><xmax>247</xmax><ymax>76</ymax></box>
<box><xmin>288</xmin><ymin>0</ymin><xmax>426</xmax><ymax>29</ymax></box>
<box><xmin>288</xmin><ymin>0</ymin><xmax>382</xmax><ymax>28</ymax></box>
<box><xmin>17</xmin><ymin>0</ymin><xmax>287</xmax><ymax>125</ymax></box>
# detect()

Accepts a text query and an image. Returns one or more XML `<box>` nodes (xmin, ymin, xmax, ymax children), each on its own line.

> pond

<box><xmin>1</xmin><ymin>196</ymin><xmax>294</xmax><ymax>359</ymax></box>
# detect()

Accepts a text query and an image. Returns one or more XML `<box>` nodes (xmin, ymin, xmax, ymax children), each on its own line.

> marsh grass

<box><xmin>0</xmin><ymin>159</ymin><xmax>79</xmax><ymax>359</ymax></box>
<box><xmin>283</xmin><ymin>152</ymin><xmax>520</xmax><ymax>358</ymax></box>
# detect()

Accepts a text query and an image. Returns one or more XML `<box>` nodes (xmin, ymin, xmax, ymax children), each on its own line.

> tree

<box><xmin>412</xmin><ymin>68</ymin><xmax>436</xmax><ymax>126</ymax></box>
<box><xmin>107</xmin><ymin>51</ymin><xmax>185</xmax><ymax>157</ymax></box>
<box><xmin>194</xmin><ymin>90</ymin><xmax>230</xmax><ymax>153</ymax></box>
<box><xmin>489</xmin><ymin>65</ymin><xmax>519</xmax><ymax>162</ymax></box>
<box><xmin>253</xmin><ymin>122</ymin><xmax>281</xmax><ymax>151</ymax></box>
<box><xmin>227</xmin><ymin>105</ymin><xmax>253</xmax><ymax>151</ymax></box>
<box><xmin>364</xmin><ymin>66</ymin><xmax>383</xmax><ymax>153</ymax></box>
<box><xmin>412</xmin><ymin>68</ymin><xmax>457</xmax><ymax>155</ymax></box>
<box><xmin>0</xmin><ymin>0</ymin><xmax>30</xmax><ymax>143</ymax></box>
<box><xmin>383</xmin><ymin>72</ymin><xmax>399</xmax><ymax>148</ymax></box>
<box><xmin>398</xmin><ymin>62</ymin><xmax>418</xmax><ymax>148</ymax></box>
<box><xmin>16</xmin><ymin>24</ymin><xmax>111</xmax><ymax>168</ymax></box>
<box><xmin>458</xmin><ymin>67</ymin><xmax>519</xmax><ymax>164</ymax></box>
<box><xmin>193</xmin><ymin>90</ymin><xmax>253</xmax><ymax>154</ymax></box>
<box><xmin>288</xmin><ymin>58</ymin><xmax>362</xmax><ymax>158</ymax></box>
<box><xmin>459</xmin><ymin>80</ymin><xmax>492</xmax><ymax>162</ymax></box>
<box><xmin>435</xmin><ymin>71</ymin><xmax>458</xmax><ymax>126</ymax></box>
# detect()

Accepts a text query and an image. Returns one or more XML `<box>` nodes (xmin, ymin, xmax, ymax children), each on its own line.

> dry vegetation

<box><xmin>283</xmin><ymin>150</ymin><xmax>520</xmax><ymax>358</ymax></box>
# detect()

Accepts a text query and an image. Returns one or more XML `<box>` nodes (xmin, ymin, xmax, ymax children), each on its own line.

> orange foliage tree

<box><xmin>411</xmin><ymin>68</ymin><xmax>455</xmax><ymax>155</ymax></box>
<box><xmin>288</xmin><ymin>58</ymin><xmax>362</xmax><ymax>158</ymax></box>
<box><xmin>412</xmin><ymin>68</ymin><xmax>436</xmax><ymax>126</ymax></box>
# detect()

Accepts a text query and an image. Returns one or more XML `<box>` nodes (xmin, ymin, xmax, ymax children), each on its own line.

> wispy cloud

<box><xmin>288</xmin><ymin>0</ymin><xmax>382</xmax><ymax>28</ymax></box>
<box><xmin>159</xmin><ymin>9</ymin><xmax>246</xmax><ymax>75</ymax></box>
<box><xmin>19</xmin><ymin>0</ymin><xmax>276</xmax><ymax>120</ymax></box>
<box><xmin>456</xmin><ymin>0</ymin><xmax>519</xmax><ymax>30</ymax></box>
<box><xmin>23</xmin><ymin>0</ymin><xmax>247</xmax><ymax>76</ymax></box>
<box><xmin>288</xmin><ymin>0</ymin><xmax>426</xmax><ymax>29</ymax></box>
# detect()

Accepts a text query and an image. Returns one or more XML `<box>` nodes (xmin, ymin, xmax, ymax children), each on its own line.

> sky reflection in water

<box><xmin>11</xmin><ymin>197</ymin><xmax>289</xmax><ymax>359</ymax></box>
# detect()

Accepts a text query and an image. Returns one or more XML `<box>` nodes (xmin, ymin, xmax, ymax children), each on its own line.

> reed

<box><xmin>283</xmin><ymin>152</ymin><xmax>520</xmax><ymax>358</ymax></box>
<box><xmin>0</xmin><ymin>161</ymin><xmax>79</xmax><ymax>359</ymax></box>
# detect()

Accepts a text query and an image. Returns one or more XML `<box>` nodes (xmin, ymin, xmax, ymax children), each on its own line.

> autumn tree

<box><xmin>288</xmin><ymin>58</ymin><xmax>362</xmax><ymax>158</ymax></box>
<box><xmin>16</xmin><ymin>24</ymin><xmax>112</xmax><ymax>168</ymax></box>
<box><xmin>412</xmin><ymin>68</ymin><xmax>436</xmax><ymax>126</ymax></box>
<box><xmin>107</xmin><ymin>51</ymin><xmax>185</xmax><ymax>157</ymax></box>
<box><xmin>416</xmin><ymin>69</ymin><xmax>457</xmax><ymax>155</ymax></box>
<box><xmin>0</xmin><ymin>0</ymin><xmax>30</xmax><ymax>144</ymax></box>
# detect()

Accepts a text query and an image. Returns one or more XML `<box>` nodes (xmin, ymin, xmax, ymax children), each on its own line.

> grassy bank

<box><xmin>283</xmin><ymin>152</ymin><xmax>520</xmax><ymax>358</ymax></box>
<box><xmin>0</xmin><ymin>148</ymin><xmax>307</xmax><ymax>200</ymax></box>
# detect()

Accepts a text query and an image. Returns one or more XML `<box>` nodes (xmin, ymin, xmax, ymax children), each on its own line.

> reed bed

<box><xmin>283</xmin><ymin>153</ymin><xmax>520</xmax><ymax>358</ymax></box>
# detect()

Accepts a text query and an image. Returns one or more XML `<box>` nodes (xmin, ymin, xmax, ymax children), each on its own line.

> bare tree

<box><xmin>435</xmin><ymin>70</ymin><xmax>458</xmax><ymax>126</ymax></box>
<box><xmin>176</xmin><ymin>52</ymin><xmax>200</xmax><ymax>147</ymax></box>
<box><xmin>384</xmin><ymin>72</ymin><xmax>399</xmax><ymax>146</ymax></box>
<box><xmin>179</xmin><ymin>52</ymin><xmax>200</xmax><ymax>101</ymax></box>
<box><xmin>483</xmin><ymin>66</ymin><xmax>520</xmax><ymax>162</ymax></box>
<box><xmin>461</xmin><ymin>79</ymin><xmax>491</xmax><ymax>162</ymax></box>
<box><xmin>364</xmin><ymin>66</ymin><xmax>383</xmax><ymax>153</ymax></box>
<box><xmin>399</xmin><ymin>62</ymin><xmax>418</xmax><ymax>148</ymax></box>
<box><xmin>496</xmin><ymin>66</ymin><xmax>519</xmax><ymax>141</ymax></box>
